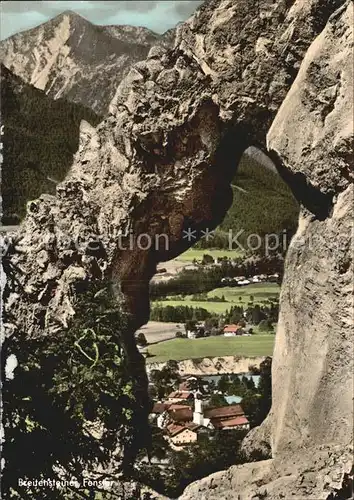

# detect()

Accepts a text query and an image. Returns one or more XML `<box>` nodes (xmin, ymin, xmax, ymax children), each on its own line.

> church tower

<box><xmin>193</xmin><ymin>396</ymin><xmax>204</xmax><ymax>425</ymax></box>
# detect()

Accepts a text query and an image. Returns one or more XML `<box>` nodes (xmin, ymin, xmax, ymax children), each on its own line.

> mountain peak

<box><xmin>0</xmin><ymin>10</ymin><xmax>175</xmax><ymax>115</ymax></box>
<box><xmin>55</xmin><ymin>10</ymin><xmax>91</xmax><ymax>25</ymax></box>
<box><xmin>60</xmin><ymin>10</ymin><xmax>83</xmax><ymax>18</ymax></box>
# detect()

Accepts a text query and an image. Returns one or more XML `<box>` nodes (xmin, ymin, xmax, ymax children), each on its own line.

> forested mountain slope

<box><xmin>1</xmin><ymin>64</ymin><xmax>101</xmax><ymax>224</ymax></box>
<box><xmin>222</xmin><ymin>153</ymin><xmax>299</xmax><ymax>241</ymax></box>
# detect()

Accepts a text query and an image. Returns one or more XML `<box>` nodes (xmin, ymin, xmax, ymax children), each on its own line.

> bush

<box><xmin>150</xmin><ymin>305</ymin><xmax>211</xmax><ymax>323</ymax></box>
<box><xmin>137</xmin><ymin>332</ymin><xmax>148</xmax><ymax>346</ymax></box>
<box><xmin>258</xmin><ymin>319</ymin><xmax>274</xmax><ymax>332</ymax></box>
<box><xmin>2</xmin><ymin>281</ymin><xmax>149</xmax><ymax>499</ymax></box>
<box><xmin>202</xmin><ymin>254</ymin><xmax>214</xmax><ymax>265</ymax></box>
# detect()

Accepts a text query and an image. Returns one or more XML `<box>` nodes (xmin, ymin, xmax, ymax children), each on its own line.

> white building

<box><xmin>157</xmin><ymin>411</ymin><xmax>169</xmax><ymax>429</ymax></box>
<box><xmin>193</xmin><ymin>398</ymin><xmax>212</xmax><ymax>428</ymax></box>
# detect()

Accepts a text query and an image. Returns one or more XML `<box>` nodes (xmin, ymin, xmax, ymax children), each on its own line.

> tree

<box><xmin>258</xmin><ymin>319</ymin><xmax>273</xmax><ymax>332</ymax></box>
<box><xmin>231</xmin><ymin>311</ymin><xmax>242</xmax><ymax>324</ymax></box>
<box><xmin>240</xmin><ymin>390</ymin><xmax>260</xmax><ymax>427</ymax></box>
<box><xmin>150</xmin><ymin>361</ymin><xmax>181</xmax><ymax>400</ymax></box>
<box><xmin>248</xmin><ymin>364</ymin><xmax>260</xmax><ymax>375</ymax></box>
<box><xmin>208</xmin><ymin>394</ymin><xmax>228</xmax><ymax>407</ymax></box>
<box><xmin>1</xmin><ymin>65</ymin><xmax>102</xmax><ymax>224</ymax></box>
<box><xmin>137</xmin><ymin>332</ymin><xmax>148</xmax><ymax>346</ymax></box>
<box><xmin>202</xmin><ymin>254</ymin><xmax>214</xmax><ymax>265</ymax></box>
<box><xmin>2</xmin><ymin>280</ymin><xmax>149</xmax><ymax>499</ymax></box>
<box><xmin>243</xmin><ymin>376</ymin><xmax>256</xmax><ymax>391</ymax></box>
<box><xmin>185</xmin><ymin>319</ymin><xmax>197</xmax><ymax>333</ymax></box>
<box><xmin>217</xmin><ymin>375</ymin><xmax>230</xmax><ymax>394</ymax></box>
<box><xmin>204</xmin><ymin>317</ymin><xmax>219</xmax><ymax>331</ymax></box>
<box><xmin>194</xmin><ymin>327</ymin><xmax>205</xmax><ymax>338</ymax></box>
<box><xmin>187</xmin><ymin>377</ymin><xmax>208</xmax><ymax>394</ymax></box>
<box><xmin>249</xmin><ymin>304</ymin><xmax>266</xmax><ymax>325</ymax></box>
<box><xmin>165</xmin><ymin>359</ymin><xmax>179</xmax><ymax>373</ymax></box>
<box><xmin>257</xmin><ymin>357</ymin><xmax>272</xmax><ymax>424</ymax></box>
<box><xmin>243</xmin><ymin>357</ymin><xmax>272</xmax><ymax>428</ymax></box>
<box><xmin>139</xmin><ymin>429</ymin><xmax>247</xmax><ymax>497</ymax></box>
<box><xmin>218</xmin><ymin>316</ymin><xmax>225</xmax><ymax>329</ymax></box>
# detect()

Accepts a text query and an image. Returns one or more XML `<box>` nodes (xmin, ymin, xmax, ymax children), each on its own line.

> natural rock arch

<box><xmin>4</xmin><ymin>0</ymin><xmax>336</xmax><ymax>334</ymax></box>
<box><xmin>3</xmin><ymin>0</ymin><xmax>353</xmax><ymax>497</ymax></box>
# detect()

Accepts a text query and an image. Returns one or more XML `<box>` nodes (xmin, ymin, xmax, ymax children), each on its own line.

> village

<box><xmin>220</xmin><ymin>272</ymin><xmax>279</xmax><ymax>287</ymax></box>
<box><xmin>149</xmin><ymin>374</ymin><xmax>253</xmax><ymax>449</ymax></box>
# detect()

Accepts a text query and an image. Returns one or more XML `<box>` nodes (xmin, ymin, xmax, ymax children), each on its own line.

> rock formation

<box><xmin>3</xmin><ymin>0</ymin><xmax>353</xmax><ymax>498</ymax></box>
<box><xmin>146</xmin><ymin>356</ymin><xmax>266</xmax><ymax>378</ymax></box>
<box><xmin>0</xmin><ymin>11</ymin><xmax>175</xmax><ymax>115</ymax></box>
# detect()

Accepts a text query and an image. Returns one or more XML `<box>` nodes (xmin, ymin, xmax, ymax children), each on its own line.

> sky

<box><xmin>0</xmin><ymin>1</ymin><xmax>203</xmax><ymax>40</ymax></box>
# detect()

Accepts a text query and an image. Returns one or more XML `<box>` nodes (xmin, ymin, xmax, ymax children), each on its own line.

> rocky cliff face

<box><xmin>0</xmin><ymin>11</ymin><xmax>174</xmax><ymax>115</ymax></box>
<box><xmin>3</xmin><ymin>0</ymin><xmax>353</xmax><ymax>498</ymax></box>
<box><xmin>147</xmin><ymin>356</ymin><xmax>266</xmax><ymax>377</ymax></box>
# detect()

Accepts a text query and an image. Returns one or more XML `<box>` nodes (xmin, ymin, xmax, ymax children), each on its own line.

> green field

<box><xmin>175</xmin><ymin>248</ymin><xmax>243</xmax><ymax>262</ymax></box>
<box><xmin>208</xmin><ymin>283</ymin><xmax>280</xmax><ymax>304</ymax></box>
<box><xmin>146</xmin><ymin>335</ymin><xmax>275</xmax><ymax>363</ymax></box>
<box><xmin>154</xmin><ymin>283</ymin><xmax>280</xmax><ymax>314</ymax></box>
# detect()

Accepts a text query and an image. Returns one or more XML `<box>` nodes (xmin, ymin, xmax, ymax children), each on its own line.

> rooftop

<box><xmin>168</xmin><ymin>391</ymin><xmax>194</xmax><ymax>400</ymax></box>
<box><xmin>166</xmin><ymin>423</ymin><xmax>186</xmax><ymax>437</ymax></box>
<box><xmin>223</xmin><ymin>324</ymin><xmax>241</xmax><ymax>332</ymax></box>
<box><xmin>212</xmin><ymin>415</ymin><xmax>249</xmax><ymax>429</ymax></box>
<box><xmin>178</xmin><ymin>381</ymin><xmax>192</xmax><ymax>392</ymax></box>
<box><xmin>152</xmin><ymin>402</ymin><xmax>169</xmax><ymax>414</ymax></box>
<box><xmin>152</xmin><ymin>402</ymin><xmax>191</xmax><ymax>414</ymax></box>
<box><xmin>169</xmin><ymin>407</ymin><xmax>193</xmax><ymax>422</ymax></box>
<box><xmin>167</xmin><ymin>422</ymin><xmax>202</xmax><ymax>437</ymax></box>
<box><xmin>204</xmin><ymin>405</ymin><xmax>244</xmax><ymax>419</ymax></box>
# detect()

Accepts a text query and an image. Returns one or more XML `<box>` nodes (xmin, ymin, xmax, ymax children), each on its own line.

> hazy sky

<box><xmin>0</xmin><ymin>1</ymin><xmax>203</xmax><ymax>40</ymax></box>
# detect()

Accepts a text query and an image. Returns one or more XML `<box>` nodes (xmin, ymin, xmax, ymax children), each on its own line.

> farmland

<box><xmin>135</xmin><ymin>321</ymin><xmax>184</xmax><ymax>344</ymax></box>
<box><xmin>146</xmin><ymin>335</ymin><xmax>275</xmax><ymax>363</ymax></box>
<box><xmin>151</xmin><ymin>282</ymin><xmax>280</xmax><ymax>314</ymax></box>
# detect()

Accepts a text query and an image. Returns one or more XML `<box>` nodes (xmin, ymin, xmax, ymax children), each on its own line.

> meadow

<box><xmin>207</xmin><ymin>283</ymin><xmax>280</xmax><ymax>304</ymax></box>
<box><xmin>146</xmin><ymin>335</ymin><xmax>275</xmax><ymax>363</ymax></box>
<box><xmin>152</xmin><ymin>282</ymin><xmax>280</xmax><ymax>314</ymax></box>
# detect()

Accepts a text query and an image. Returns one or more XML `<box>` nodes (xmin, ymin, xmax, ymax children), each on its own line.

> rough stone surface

<box><xmin>147</xmin><ymin>355</ymin><xmax>266</xmax><ymax>377</ymax></box>
<box><xmin>3</xmin><ymin>0</ymin><xmax>353</xmax><ymax>498</ymax></box>
<box><xmin>267</xmin><ymin>0</ymin><xmax>353</xmax><ymax>457</ymax></box>
<box><xmin>180</xmin><ymin>445</ymin><xmax>353</xmax><ymax>500</ymax></box>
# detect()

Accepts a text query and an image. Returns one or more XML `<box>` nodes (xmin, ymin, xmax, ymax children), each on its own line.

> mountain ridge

<box><xmin>0</xmin><ymin>10</ymin><xmax>175</xmax><ymax>114</ymax></box>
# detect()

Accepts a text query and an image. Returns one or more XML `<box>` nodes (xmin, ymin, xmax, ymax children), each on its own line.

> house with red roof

<box><xmin>166</xmin><ymin>422</ymin><xmax>202</xmax><ymax>446</ymax></box>
<box><xmin>151</xmin><ymin>395</ymin><xmax>250</xmax><ymax>443</ymax></box>
<box><xmin>203</xmin><ymin>404</ymin><xmax>250</xmax><ymax>431</ymax></box>
<box><xmin>167</xmin><ymin>390</ymin><xmax>194</xmax><ymax>403</ymax></box>
<box><xmin>223</xmin><ymin>324</ymin><xmax>245</xmax><ymax>336</ymax></box>
<box><xmin>166</xmin><ymin>399</ymin><xmax>249</xmax><ymax>432</ymax></box>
